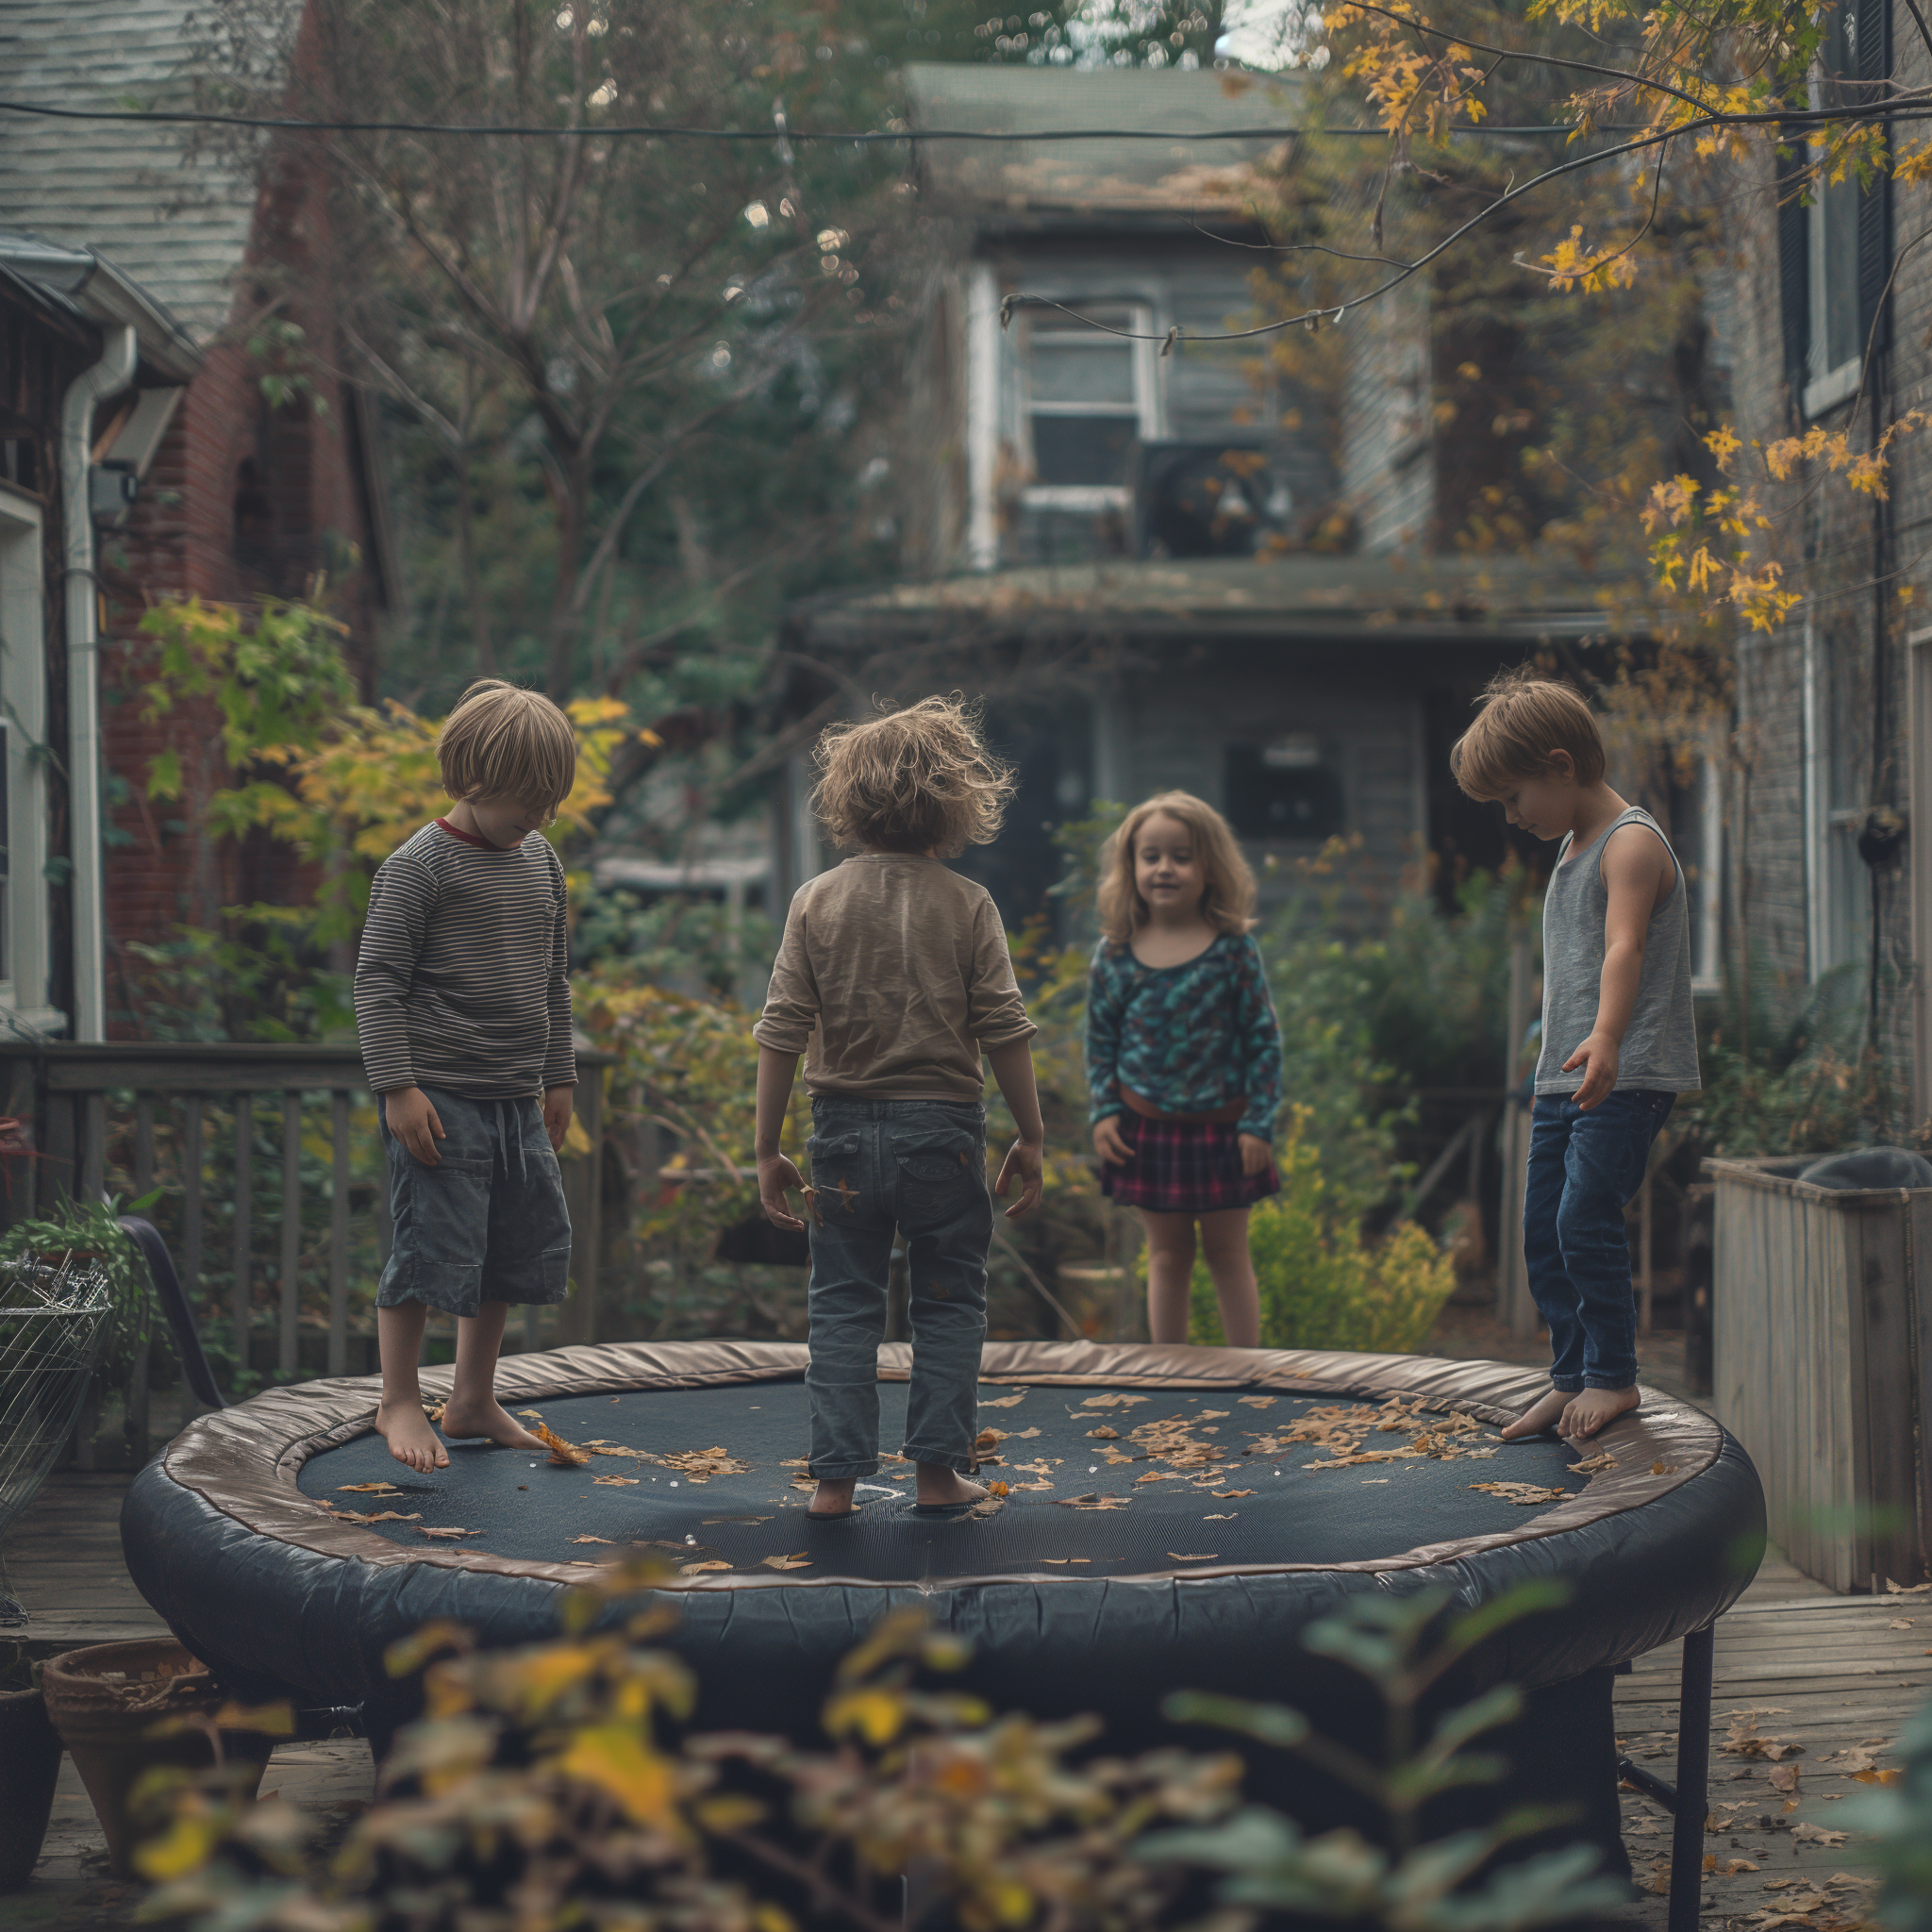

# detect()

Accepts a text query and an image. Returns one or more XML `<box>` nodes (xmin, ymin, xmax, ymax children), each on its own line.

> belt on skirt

<box><xmin>1117</xmin><ymin>1087</ymin><xmax>1246</xmax><ymax>1127</ymax></box>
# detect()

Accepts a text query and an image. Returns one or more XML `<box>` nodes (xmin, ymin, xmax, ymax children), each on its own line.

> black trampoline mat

<box><xmin>297</xmin><ymin>1379</ymin><xmax>1595</xmax><ymax>1581</ymax></box>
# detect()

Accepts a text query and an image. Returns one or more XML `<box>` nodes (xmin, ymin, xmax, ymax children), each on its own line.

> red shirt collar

<box><xmin>435</xmin><ymin>816</ymin><xmax>507</xmax><ymax>851</ymax></box>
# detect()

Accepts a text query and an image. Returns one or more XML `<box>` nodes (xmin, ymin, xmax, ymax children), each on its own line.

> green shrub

<box><xmin>1185</xmin><ymin>1109</ymin><xmax>1458</xmax><ymax>1354</ymax></box>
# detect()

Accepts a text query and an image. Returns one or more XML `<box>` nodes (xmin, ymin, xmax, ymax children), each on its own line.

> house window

<box><xmin>1224</xmin><ymin>739</ymin><xmax>1345</xmax><ymax>843</ymax></box>
<box><xmin>1021</xmin><ymin>308</ymin><xmax>1157</xmax><ymax>507</ymax></box>
<box><xmin>1791</xmin><ymin>0</ymin><xmax>1891</xmax><ymax>416</ymax></box>
<box><xmin>1666</xmin><ymin>756</ymin><xmax>1725</xmax><ymax>992</ymax></box>
<box><xmin>0</xmin><ymin>482</ymin><xmax>56</xmax><ymax>1033</ymax></box>
<box><xmin>1804</xmin><ymin>619</ymin><xmax>1870</xmax><ymax>977</ymax></box>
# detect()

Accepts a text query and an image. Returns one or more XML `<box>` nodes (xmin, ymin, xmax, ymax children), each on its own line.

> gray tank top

<box><xmin>1534</xmin><ymin>807</ymin><xmax>1701</xmax><ymax>1095</ymax></box>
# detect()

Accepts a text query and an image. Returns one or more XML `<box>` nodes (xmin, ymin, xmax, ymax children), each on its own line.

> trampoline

<box><xmin>123</xmin><ymin>1340</ymin><xmax>1764</xmax><ymax>1929</ymax></box>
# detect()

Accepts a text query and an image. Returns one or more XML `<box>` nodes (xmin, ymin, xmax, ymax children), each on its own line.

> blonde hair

<box><xmin>1451</xmin><ymin>666</ymin><xmax>1606</xmax><ymax>798</ymax></box>
<box><xmin>437</xmin><ymin>680</ymin><xmax>578</xmax><ymax>814</ymax></box>
<box><xmin>1097</xmin><ymin>791</ymin><xmax>1257</xmax><ymax>943</ymax></box>
<box><xmin>810</xmin><ymin>694</ymin><xmax>1015</xmax><ymax>857</ymax></box>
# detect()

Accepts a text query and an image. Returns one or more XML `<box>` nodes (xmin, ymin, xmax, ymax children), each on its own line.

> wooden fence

<box><xmin>0</xmin><ymin>1043</ymin><xmax>608</xmax><ymax>1452</ymax></box>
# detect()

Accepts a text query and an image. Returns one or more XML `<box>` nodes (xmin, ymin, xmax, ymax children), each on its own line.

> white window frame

<box><xmin>1804</xmin><ymin>62</ymin><xmax>1867</xmax><ymax>417</ymax></box>
<box><xmin>0</xmin><ymin>480</ymin><xmax>59</xmax><ymax>1037</ymax></box>
<box><xmin>1017</xmin><ymin>303</ymin><xmax>1161</xmax><ymax>512</ymax></box>
<box><xmin>1907</xmin><ymin>625</ymin><xmax>1932</xmax><ymax>1119</ymax></box>
<box><xmin>1689</xmin><ymin>754</ymin><xmax>1724</xmax><ymax>995</ymax></box>
<box><xmin>1803</xmin><ymin>616</ymin><xmax>1870</xmax><ymax>978</ymax></box>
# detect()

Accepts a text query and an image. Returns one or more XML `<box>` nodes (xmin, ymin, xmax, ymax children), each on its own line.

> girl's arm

<box><xmin>1232</xmin><ymin>936</ymin><xmax>1284</xmax><ymax>1143</ymax></box>
<box><xmin>1083</xmin><ymin>945</ymin><xmax>1126</xmax><ymax>1122</ymax></box>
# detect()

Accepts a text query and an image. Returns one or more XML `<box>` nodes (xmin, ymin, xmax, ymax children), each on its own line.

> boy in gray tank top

<box><xmin>1453</xmin><ymin>670</ymin><xmax>1701</xmax><ymax>1442</ymax></box>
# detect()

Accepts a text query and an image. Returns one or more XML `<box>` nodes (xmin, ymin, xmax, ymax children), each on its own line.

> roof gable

<box><xmin>0</xmin><ymin>0</ymin><xmax>298</xmax><ymax>344</ymax></box>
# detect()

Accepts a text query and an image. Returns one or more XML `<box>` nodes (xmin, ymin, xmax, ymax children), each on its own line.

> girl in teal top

<box><xmin>1085</xmin><ymin>791</ymin><xmax>1282</xmax><ymax>1346</ymax></box>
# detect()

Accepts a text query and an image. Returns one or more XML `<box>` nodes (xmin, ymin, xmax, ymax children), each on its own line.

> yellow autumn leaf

<box><xmin>562</xmin><ymin>1114</ymin><xmax>593</xmax><ymax>1158</ymax></box>
<box><xmin>556</xmin><ymin>1724</ymin><xmax>682</xmax><ymax>1828</ymax></box>
<box><xmin>824</xmin><ymin>1686</ymin><xmax>908</xmax><ymax>1746</ymax></box>
<box><xmin>133</xmin><ymin>1810</ymin><xmax>223</xmax><ymax>1882</ymax></box>
<box><xmin>497</xmin><ymin>1643</ymin><xmax>604</xmax><ymax>1719</ymax></box>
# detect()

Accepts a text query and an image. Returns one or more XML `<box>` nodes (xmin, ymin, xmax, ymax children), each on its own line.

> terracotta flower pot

<box><xmin>0</xmin><ymin>1682</ymin><xmax>63</xmax><ymax>1891</ymax></box>
<box><xmin>39</xmin><ymin>1640</ymin><xmax>272</xmax><ymax>1877</ymax></box>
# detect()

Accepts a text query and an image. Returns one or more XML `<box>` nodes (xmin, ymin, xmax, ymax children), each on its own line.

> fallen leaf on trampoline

<box><xmin>339</xmin><ymin>1482</ymin><xmax>404</xmax><ymax>1494</ymax></box>
<box><xmin>1203</xmin><ymin>1513</ymin><xmax>1236</xmax><ymax>1520</ymax></box>
<box><xmin>1042</xmin><ymin>1557</ymin><xmax>1070</xmax><ymax>1564</ymax></box>
<box><xmin>1855</xmin><ymin>1768</ymin><xmax>1903</xmax><ymax>1785</ymax></box>
<box><xmin>986</xmin><ymin>1481</ymin><xmax>1010</xmax><ymax>1498</ymax></box>
<box><xmin>791</xmin><ymin>1477</ymin><xmax>816</xmax><ymax>1491</ymax></box>
<box><xmin>1135</xmin><ymin>1471</ymin><xmax>1186</xmax><ymax>1483</ymax></box>
<box><xmin>1212</xmin><ymin>1490</ymin><xmax>1255</xmax><ymax>1498</ymax></box>
<box><xmin>781</xmin><ymin>1457</ymin><xmax>809</xmax><ymax>1467</ymax></box>
<box><xmin>703</xmin><ymin>1516</ymin><xmax>773</xmax><ymax>1525</ymax></box>
<box><xmin>1087</xmin><ymin>1425</ymin><xmax>1120</xmax><ymax>1439</ymax></box>
<box><xmin>331</xmin><ymin>1508</ymin><xmax>422</xmax><ymax>1524</ymax></box>
<box><xmin>968</xmin><ymin>1494</ymin><xmax>1007</xmax><ymax>1518</ymax></box>
<box><xmin>660</xmin><ymin>1447</ymin><xmax>750</xmax><ymax>1482</ymax></box>
<box><xmin>1014</xmin><ymin>1481</ymin><xmax>1056</xmax><ymax>1491</ymax></box>
<box><xmin>422</xmin><ymin>1402</ymin><xmax>446</xmax><ymax>1424</ymax></box>
<box><xmin>1469</xmin><ymin>1481</ymin><xmax>1567</xmax><ymax>1506</ymax></box>
<box><xmin>536</xmin><ymin>1424</ymin><xmax>590</xmax><ymax>1468</ymax></box>
<box><xmin>1008</xmin><ymin>1427</ymin><xmax>1041</xmax><ymax>1439</ymax></box>
<box><xmin>1166</xmin><ymin>1553</ymin><xmax>1218</xmax><ymax>1562</ymax></box>
<box><xmin>1237</xmin><ymin>1396</ymin><xmax>1275</xmax><ymax>1407</ymax></box>
<box><xmin>979</xmin><ymin>1393</ymin><xmax>1027</xmax><ymax>1407</ymax></box>
<box><xmin>758</xmin><ymin>1554</ymin><xmax>813</xmax><ymax>1571</ymax></box>
<box><xmin>1789</xmin><ymin>1824</ymin><xmax>1846</xmax><ymax>1846</ymax></box>
<box><xmin>419</xmin><ymin>1526</ymin><xmax>482</xmax><ymax>1540</ymax></box>
<box><xmin>588</xmin><ymin>1445</ymin><xmax>648</xmax><ymax>1460</ymax></box>
<box><xmin>592</xmin><ymin>1475</ymin><xmax>640</xmax><ymax>1487</ymax></box>
<box><xmin>1571</xmin><ymin>1454</ymin><xmax>1616</xmax><ymax>1474</ymax></box>
<box><xmin>1769</xmin><ymin>1764</ymin><xmax>1800</xmax><ymax>1791</ymax></box>
<box><xmin>1651</xmin><ymin>1460</ymin><xmax>1680</xmax><ymax>1475</ymax></box>
<box><xmin>1196</xmin><ymin>1410</ymin><xmax>1230</xmax><ymax>1421</ymax></box>
<box><xmin>1057</xmin><ymin>1493</ymin><xmax>1129</xmax><ymax>1508</ymax></box>
<box><xmin>516</xmin><ymin>1409</ymin><xmax>542</xmax><ymax>1419</ymax></box>
<box><xmin>572</xmin><ymin>1534</ymin><xmax>618</xmax><ymax>1545</ymax></box>
<box><xmin>1078</xmin><ymin>1393</ymin><xmax>1149</xmax><ymax>1408</ymax></box>
<box><xmin>679</xmin><ymin>1560</ymin><xmax>733</xmax><ymax>1574</ymax></box>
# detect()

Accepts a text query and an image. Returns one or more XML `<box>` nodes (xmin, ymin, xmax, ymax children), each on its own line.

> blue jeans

<box><xmin>1523</xmin><ymin>1090</ymin><xmax>1675</xmax><ymax>1392</ymax></box>
<box><xmin>804</xmin><ymin>1097</ymin><xmax>991</xmax><ymax>1477</ymax></box>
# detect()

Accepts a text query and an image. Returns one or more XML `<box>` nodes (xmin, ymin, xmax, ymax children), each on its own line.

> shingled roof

<box><xmin>0</xmin><ymin>0</ymin><xmax>295</xmax><ymax>345</ymax></box>
<box><xmin>903</xmin><ymin>62</ymin><xmax>1299</xmax><ymax>221</ymax></box>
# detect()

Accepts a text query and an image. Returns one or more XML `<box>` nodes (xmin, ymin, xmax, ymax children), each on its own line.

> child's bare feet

<box><xmin>808</xmin><ymin>1477</ymin><xmax>858</xmax><ymax>1519</ymax></box>
<box><xmin>1499</xmin><ymin>1387</ymin><xmax>1571</xmax><ymax>1441</ymax></box>
<box><xmin>915</xmin><ymin>1463</ymin><xmax>985</xmax><ymax>1508</ymax></box>
<box><xmin>439</xmin><ymin>1395</ymin><xmax>548</xmax><ymax>1452</ymax></box>
<box><xmin>375</xmin><ymin>1398</ymin><xmax>450</xmax><ymax>1472</ymax></box>
<box><xmin>1558</xmin><ymin>1385</ymin><xmax>1640</xmax><ymax>1440</ymax></box>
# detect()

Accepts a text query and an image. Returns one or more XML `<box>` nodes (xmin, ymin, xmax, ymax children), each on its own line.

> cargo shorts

<box><xmin>375</xmin><ymin>1086</ymin><xmax>573</xmax><ymax>1319</ymax></box>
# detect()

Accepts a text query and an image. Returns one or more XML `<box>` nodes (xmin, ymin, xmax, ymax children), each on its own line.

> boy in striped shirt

<box><xmin>354</xmin><ymin>681</ymin><xmax>578</xmax><ymax>1472</ymax></box>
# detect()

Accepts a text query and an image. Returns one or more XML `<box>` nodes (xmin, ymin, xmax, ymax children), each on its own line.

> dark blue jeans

<box><xmin>804</xmin><ymin>1097</ymin><xmax>991</xmax><ymax>1478</ymax></box>
<box><xmin>1523</xmin><ymin>1090</ymin><xmax>1675</xmax><ymax>1392</ymax></box>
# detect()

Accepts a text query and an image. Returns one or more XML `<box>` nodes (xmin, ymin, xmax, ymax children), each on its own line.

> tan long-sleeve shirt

<box><xmin>752</xmin><ymin>855</ymin><xmax>1036</xmax><ymax>1103</ymax></box>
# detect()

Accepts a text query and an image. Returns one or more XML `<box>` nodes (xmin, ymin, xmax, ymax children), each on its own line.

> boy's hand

<box><xmin>542</xmin><ymin>1085</ymin><xmax>575</xmax><ymax>1153</ymax></box>
<box><xmin>1092</xmin><ymin>1116</ymin><xmax>1133</xmax><ymax>1166</ymax></box>
<box><xmin>995</xmin><ymin>1139</ymin><xmax>1043</xmax><ymax>1220</ymax></box>
<box><xmin>1237</xmin><ymin>1132</ymin><xmax>1273</xmax><ymax>1177</ymax></box>
<box><xmin>385</xmin><ymin>1087</ymin><xmax>445</xmax><ymax>1166</ymax></box>
<box><xmin>758</xmin><ymin>1152</ymin><xmax>808</xmax><ymax>1231</ymax></box>
<box><xmin>1563</xmin><ymin>1031</ymin><xmax>1620</xmax><ymax>1110</ymax></box>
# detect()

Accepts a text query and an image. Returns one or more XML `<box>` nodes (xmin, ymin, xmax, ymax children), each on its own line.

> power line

<box><xmin>0</xmin><ymin>94</ymin><xmax>1632</xmax><ymax>141</ymax></box>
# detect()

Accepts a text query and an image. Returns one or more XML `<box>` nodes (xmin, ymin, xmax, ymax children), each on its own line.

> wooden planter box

<box><xmin>1707</xmin><ymin>1155</ymin><xmax>1930</xmax><ymax>1592</ymax></box>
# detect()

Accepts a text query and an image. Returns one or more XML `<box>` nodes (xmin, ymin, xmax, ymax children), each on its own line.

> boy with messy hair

<box><xmin>1453</xmin><ymin>668</ymin><xmax>1700</xmax><ymax>1441</ymax></box>
<box><xmin>754</xmin><ymin>695</ymin><xmax>1046</xmax><ymax>1521</ymax></box>
<box><xmin>355</xmin><ymin>679</ymin><xmax>580</xmax><ymax>1472</ymax></box>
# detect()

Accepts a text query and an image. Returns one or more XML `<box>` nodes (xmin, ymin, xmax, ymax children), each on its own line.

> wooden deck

<box><xmin>1</xmin><ymin>1464</ymin><xmax>1914</xmax><ymax>1929</ymax></box>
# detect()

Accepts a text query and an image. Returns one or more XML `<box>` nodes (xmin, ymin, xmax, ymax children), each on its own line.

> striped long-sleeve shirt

<box><xmin>354</xmin><ymin>820</ymin><xmax>575</xmax><ymax>1100</ymax></box>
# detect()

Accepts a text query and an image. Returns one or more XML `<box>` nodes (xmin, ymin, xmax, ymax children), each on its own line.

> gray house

<box><xmin>773</xmin><ymin>65</ymin><xmax>1702</xmax><ymax>950</ymax></box>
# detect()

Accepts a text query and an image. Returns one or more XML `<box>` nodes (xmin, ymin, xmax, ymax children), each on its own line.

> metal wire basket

<box><xmin>0</xmin><ymin>1251</ymin><xmax>116</xmax><ymax>1545</ymax></box>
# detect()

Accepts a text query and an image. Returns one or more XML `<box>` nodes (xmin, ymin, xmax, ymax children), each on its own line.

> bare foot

<box><xmin>809</xmin><ymin>1478</ymin><xmax>858</xmax><ymax>1519</ymax></box>
<box><xmin>1499</xmin><ymin>1387</ymin><xmax>1572</xmax><ymax>1441</ymax></box>
<box><xmin>1559</xmin><ymin>1385</ymin><xmax>1641</xmax><ymax>1440</ymax></box>
<box><xmin>375</xmin><ymin>1398</ymin><xmax>449</xmax><ymax>1473</ymax></box>
<box><xmin>439</xmin><ymin>1395</ymin><xmax>547</xmax><ymax>1452</ymax></box>
<box><xmin>915</xmin><ymin>1463</ymin><xmax>986</xmax><ymax>1508</ymax></box>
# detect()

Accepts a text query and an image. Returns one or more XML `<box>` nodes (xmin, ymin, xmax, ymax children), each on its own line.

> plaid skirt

<box><xmin>1100</xmin><ymin>1113</ymin><xmax>1279</xmax><ymax>1215</ymax></box>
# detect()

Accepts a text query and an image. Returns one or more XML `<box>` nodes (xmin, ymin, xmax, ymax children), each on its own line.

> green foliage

<box><xmin>1857</xmin><ymin>1694</ymin><xmax>1932</xmax><ymax>1932</ymax></box>
<box><xmin>0</xmin><ymin>1199</ymin><xmax>151</xmax><ymax>1393</ymax></box>
<box><xmin>1686</xmin><ymin>961</ymin><xmax>1893</xmax><ymax>1157</ymax></box>
<box><xmin>573</xmin><ymin>891</ymin><xmax>777</xmax><ymax>1004</ymax></box>
<box><xmin>1184</xmin><ymin>1109</ymin><xmax>1457</xmax><ymax>1353</ymax></box>
<box><xmin>134</xmin><ymin>1578</ymin><xmax>1618</xmax><ymax>1932</ymax></box>
<box><xmin>1146</xmin><ymin>1584</ymin><xmax>1625</xmax><ymax>1930</ymax></box>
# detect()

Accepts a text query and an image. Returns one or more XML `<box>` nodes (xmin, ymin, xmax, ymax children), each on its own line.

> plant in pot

<box><xmin>0</xmin><ymin>1641</ymin><xmax>63</xmax><ymax>1892</ymax></box>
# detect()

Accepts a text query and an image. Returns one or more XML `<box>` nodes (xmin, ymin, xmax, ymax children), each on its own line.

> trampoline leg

<box><xmin>1667</xmin><ymin>1624</ymin><xmax>1714</xmax><ymax>1932</ymax></box>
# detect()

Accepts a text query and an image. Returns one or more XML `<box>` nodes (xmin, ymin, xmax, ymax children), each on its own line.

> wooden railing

<box><xmin>0</xmin><ymin>1042</ymin><xmax>608</xmax><ymax>1423</ymax></box>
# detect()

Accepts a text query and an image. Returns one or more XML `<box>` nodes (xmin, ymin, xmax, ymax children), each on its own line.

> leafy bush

<box><xmin>1185</xmin><ymin>1110</ymin><xmax>1457</xmax><ymax>1354</ymax></box>
<box><xmin>133</xmin><ymin>1575</ymin><xmax>1618</xmax><ymax>1932</ymax></box>
<box><xmin>0</xmin><ymin>1199</ymin><xmax>151</xmax><ymax>1392</ymax></box>
<box><xmin>1859</xmin><ymin>1692</ymin><xmax>1932</xmax><ymax>1931</ymax></box>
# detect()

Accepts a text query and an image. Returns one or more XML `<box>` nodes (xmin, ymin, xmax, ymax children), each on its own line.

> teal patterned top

<box><xmin>1085</xmin><ymin>932</ymin><xmax>1283</xmax><ymax>1141</ymax></box>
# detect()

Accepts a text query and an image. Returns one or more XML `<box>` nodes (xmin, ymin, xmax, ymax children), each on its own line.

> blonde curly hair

<box><xmin>810</xmin><ymin>694</ymin><xmax>1015</xmax><ymax>858</ymax></box>
<box><xmin>1096</xmin><ymin>791</ymin><xmax>1257</xmax><ymax>943</ymax></box>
